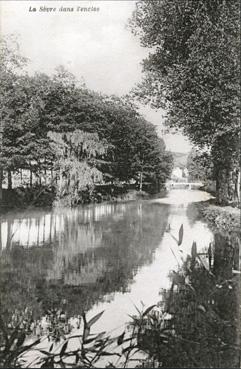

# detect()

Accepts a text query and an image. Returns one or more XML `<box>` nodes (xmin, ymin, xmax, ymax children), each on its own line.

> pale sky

<box><xmin>0</xmin><ymin>0</ymin><xmax>191</xmax><ymax>153</ymax></box>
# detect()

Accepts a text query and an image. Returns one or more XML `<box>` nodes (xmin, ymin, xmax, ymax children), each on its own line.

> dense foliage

<box><xmin>0</xmin><ymin>36</ymin><xmax>173</xmax><ymax>204</ymax></box>
<box><xmin>187</xmin><ymin>148</ymin><xmax>213</xmax><ymax>182</ymax></box>
<box><xmin>130</xmin><ymin>0</ymin><xmax>240</xmax><ymax>204</ymax></box>
<box><xmin>135</xmin><ymin>253</ymin><xmax>240</xmax><ymax>368</ymax></box>
<box><xmin>48</xmin><ymin>130</ymin><xmax>110</xmax><ymax>206</ymax></box>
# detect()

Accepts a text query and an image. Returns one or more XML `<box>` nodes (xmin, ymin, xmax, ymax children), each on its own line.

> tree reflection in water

<box><xmin>0</xmin><ymin>201</ymin><xmax>240</xmax><ymax>368</ymax></box>
<box><xmin>0</xmin><ymin>202</ymin><xmax>170</xmax><ymax>323</ymax></box>
<box><xmin>136</xmin><ymin>232</ymin><xmax>240</xmax><ymax>368</ymax></box>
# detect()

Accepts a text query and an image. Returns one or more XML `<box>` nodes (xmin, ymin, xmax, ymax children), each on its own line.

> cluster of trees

<box><xmin>130</xmin><ymin>0</ymin><xmax>240</xmax><ymax>204</ymax></box>
<box><xmin>187</xmin><ymin>148</ymin><xmax>213</xmax><ymax>182</ymax></box>
<box><xmin>0</xmin><ymin>35</ymin><xmax>173</xmax><ymax>205</ymax></box>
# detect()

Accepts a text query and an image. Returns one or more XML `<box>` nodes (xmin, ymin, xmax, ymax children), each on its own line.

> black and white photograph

<box><xmin>0</xmin><ymin>0</ymin><xmax>240</xmax><ymax>367</ymax></box>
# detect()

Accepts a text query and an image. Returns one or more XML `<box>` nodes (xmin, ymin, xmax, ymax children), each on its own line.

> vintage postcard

<box><xmin>0</xmin><ymin>1</ymin><xmax>240</xmax><ymax>368</ymax></box>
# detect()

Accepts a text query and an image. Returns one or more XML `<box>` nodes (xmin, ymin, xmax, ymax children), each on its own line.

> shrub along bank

<box><xmin>197</xmin><ymin>201</ymin><xmax>240</xmax><ymax>236</ymax></box>
<box><xmin>0</xmin><ymin>184</ymin><xmax>157</xmax><ymax>213</ymax></box>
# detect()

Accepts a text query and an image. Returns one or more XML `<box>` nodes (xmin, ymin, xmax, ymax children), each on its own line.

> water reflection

<box><xmin>0</xmin><ymin>191</ymin><xmax>239</xmax><ymax>368</ymax></box>
<box><xmin>0</xmin><ymin>201</ymin><xmax>170</xmax><ymax>319</ymax></box>
<box><xmin>0</xmin><ymin>203</ymin><xmax>124</xmax><ymax>250</ymax></box>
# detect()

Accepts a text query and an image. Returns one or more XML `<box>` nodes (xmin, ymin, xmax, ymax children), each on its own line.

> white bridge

<box><xmin>166</xmin><ymin>181</ymin><xmax>204</xmax><ymax>190</ymax></box>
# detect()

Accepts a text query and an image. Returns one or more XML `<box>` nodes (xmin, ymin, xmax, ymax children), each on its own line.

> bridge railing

<box><xmin>166</xmin><ymin>182</ymin><xmax>204</xmax><ymax>189</ymax></box>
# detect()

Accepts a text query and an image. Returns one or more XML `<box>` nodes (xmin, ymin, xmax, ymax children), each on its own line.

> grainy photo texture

<box><xmin>0</xmin><ymin>1</ymin><xmax>240</xmax><ymax>368</ymax></box>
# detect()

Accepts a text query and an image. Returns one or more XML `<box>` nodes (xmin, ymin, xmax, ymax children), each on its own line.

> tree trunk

<box><xmin>0</xmin><ymin>168</ymin><xmax>3</xmax><ymax>201</ymax></box>
<box><xmin>30</xmin><ymin>169</ymin><xmax>33</xmax><ymax>188</ymax></box>
<box><xmin>20</xmin><ymin>169</ymin><xmax>23</xmax><ymax>185</ymax></box>
<box><xmin>0</xmin><ymin>222</ymin><xmax>2</xmax><ymax>251</ymax></box>
<box><xmin>213</xmin><ymin>234</ymin><xmax>234</xmax><ymax>279</ymax></box>
<box><xmin>156</xmin><ymin>178</ymin><xmax>160</xmax><ymax>192</ymax></box>
<box><xmin>139</xmin><ymin>171</ymin><xmax>143</xmax><ymax>192</ymax></box>
<box><xmin>6</xmin><ymin>220</ymin><xmax>12</xmax><ymax>249</ymax></box>
<box><xmin>49</xmin><ymin>214</ymin><xmax>53</xmax><ymax>243</ymax></box>
<box><xmin>7</xmin><ymin>169</ymin><xmax>12</xmax><ymax>190</ymax></box>
<box><xmin>212</xmin><ymin>134</ymin><xmax>240</xmax><ymax>205</ymax></box>
<box><xmin>0</xmin><ymin>121</ymin><xmax>3</xmax><ymax>201</ymax></box>
<box><xmin>216</xmin><ymin>165</ymin><xmax>240</xmax><ymax>205</ymax></box>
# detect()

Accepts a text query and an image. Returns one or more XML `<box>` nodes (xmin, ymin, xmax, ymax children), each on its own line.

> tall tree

<box><xmin>48</xmin><ymin>130</ymin><xmax>109</xmax><ymax>206</ymax></box>
<box><xmin>0</xmin><ymin>35</ymin><xmax>28</xmax><ymax>195</ymax></box>
<box><xmin>130</xmin><ymin>0</ymin><xmax>240</xmax><ymax>204</ymax></box>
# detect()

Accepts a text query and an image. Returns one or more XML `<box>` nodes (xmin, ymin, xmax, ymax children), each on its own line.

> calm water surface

<box><xmin>0</xmin><ymin>190</ymin><xmax>214</xmax><ymax>329</ymax></box>
<box><xmin>0</xmin><ymin>189</ymin><xmax>240</xmax><ymax>367</ymax></box>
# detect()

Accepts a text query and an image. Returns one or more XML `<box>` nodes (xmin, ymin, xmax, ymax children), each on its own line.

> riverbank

<box><xmin>0</xmin><ymin>185</ymin><xmax>161</xmax><ymax>214</ymax></box>
<box><xmin>0</xmin><ymin>187</ymin><xmax>55</xmax><ymax>213</ymax></box>
<box><xmin>196</xmin><ymin>200</ymin><xmax>240</xmax><ymax>235</ymax></box>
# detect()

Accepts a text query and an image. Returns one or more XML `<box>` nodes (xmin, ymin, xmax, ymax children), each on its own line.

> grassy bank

<box><xmin>196</xmin><ymin>200</ymin><xmax>240</xmax><ymax>235</ymax></box>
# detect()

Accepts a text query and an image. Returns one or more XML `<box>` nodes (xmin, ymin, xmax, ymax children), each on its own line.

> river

<box><xmin>0</xmin><ymin>189</ymin><xmax>240</xmax><ymax>367</ymax></box>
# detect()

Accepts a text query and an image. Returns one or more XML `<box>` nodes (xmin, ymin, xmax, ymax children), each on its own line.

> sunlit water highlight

<box><xmin>82</xmin><ymin>190</ymin><xmax>215</xmax><ymax>333</ymax></box>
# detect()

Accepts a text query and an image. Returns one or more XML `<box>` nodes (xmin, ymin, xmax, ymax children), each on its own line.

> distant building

<box><xmin>183</xmin><ymin>168</ymin><xmax>189</xmax><ymax>178</ymax></box>
<box><xmin>171</xmin><ymin>167</ymin><xmax>189</xmax><ymax>182</ymax></box>
<box><xmin>172</xmin><ymin>167</ymin><xmax>183</xmax><ymax>179</ymax></box>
